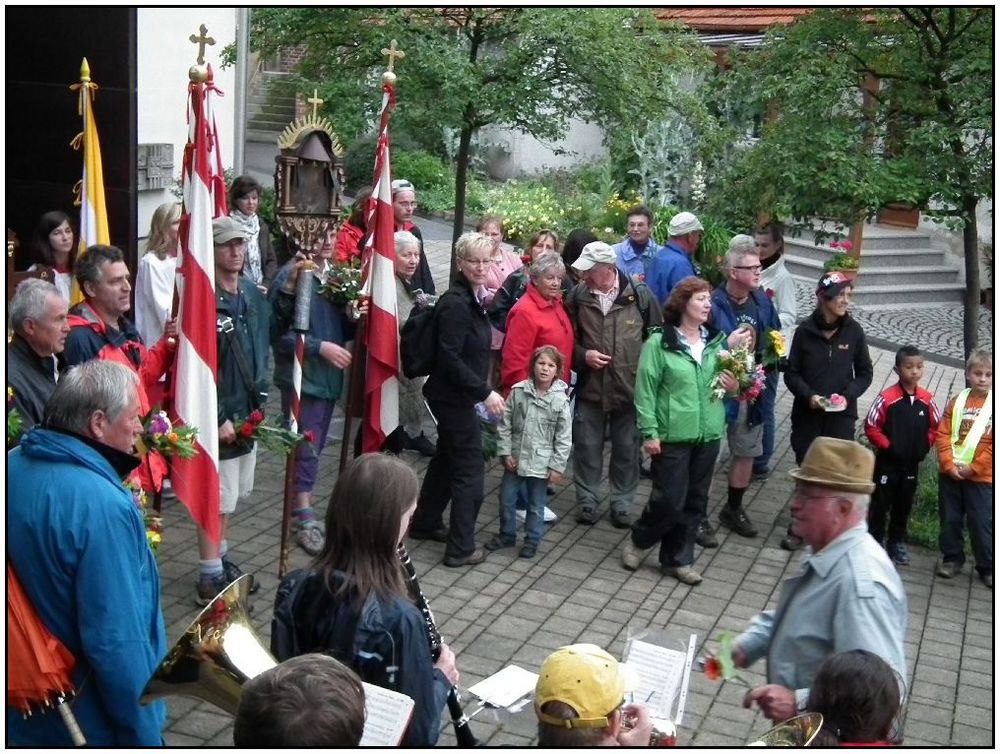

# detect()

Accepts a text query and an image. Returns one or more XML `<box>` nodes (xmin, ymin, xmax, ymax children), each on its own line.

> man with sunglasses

<box><xmin>391</xmin><ymin>179</ymin><xmax>436</xmax><ymax>295</ymax></box>
<box><xmin>731</xmin><ymin>437</ymin><xmax>907</xmax><ymax>725</ymax></box>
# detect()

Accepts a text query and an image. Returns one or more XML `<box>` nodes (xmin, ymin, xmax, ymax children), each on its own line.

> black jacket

<box><xmin>7</xmin><ymin>335</ymin><xmax>58</xmax><ymax>432</ymax></box>
<box><xmin>784</xmin><ymin>310</ymin><xmax>874</xmax><ymax>422</ymax></box>
<box><xmin>423</xmin><ymin>278</ymin><xmax>492</xmax><ymax>406</ymax></box>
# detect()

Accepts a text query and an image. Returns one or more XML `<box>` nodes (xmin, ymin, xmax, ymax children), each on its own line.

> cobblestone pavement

<box><xmin>792</xmin><ymin>279</ymin><xmax>994</xmax><ymax>366</ymax></box>
<box><xmin>152</xmin><ymin>234</ymin><xmax>992</xmax><ymax>748</ymax></box>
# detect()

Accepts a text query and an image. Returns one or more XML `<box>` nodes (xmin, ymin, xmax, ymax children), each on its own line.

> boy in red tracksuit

<box><xmin>864</xmin><ymin>346</ymin><xmax>940</xmax><ymax>565</ymax></box>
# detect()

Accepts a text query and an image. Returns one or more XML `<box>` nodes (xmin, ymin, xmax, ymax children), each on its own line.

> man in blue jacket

<box><xmin>647</xmin><ymin>211</ymin><xmax>703</xmax><ymax>304</ymax></box>
<box><xmin>612</xmin><ymin>204</ymin><xmax>662</xmax><ymax>280</ymax></box>
<box><xmin>7</xmin><ymin>360</ymin><xmax>166</xmax><ymax>746</ymax></box>
<box><xmin>707</xmin><ymin>235</ymin><xmax>781</xmax><ymax>545</ymax></box>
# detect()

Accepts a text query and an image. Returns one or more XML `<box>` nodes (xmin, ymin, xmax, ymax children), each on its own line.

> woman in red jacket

<box><xmin>334</xmin><ymin>187</ymin><xmax>373</xmax><ymax>263</ymax></box>
<box><xmin>499</xmin><ymin>253</ymin><xmax>573</xmax><ymax>396</ymax></box>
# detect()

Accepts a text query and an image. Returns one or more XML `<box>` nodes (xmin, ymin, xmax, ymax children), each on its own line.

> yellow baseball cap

<box><xmin>534</xmin><ymin>644</ymin><xmax>638</xmax><ymax>729</ymax></box>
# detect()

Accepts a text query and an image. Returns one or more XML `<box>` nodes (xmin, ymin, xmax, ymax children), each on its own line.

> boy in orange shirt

<box><xmin>935</xmin><ymin>349</ymin><xmax>993</xmax><ymax>588</ymax></box>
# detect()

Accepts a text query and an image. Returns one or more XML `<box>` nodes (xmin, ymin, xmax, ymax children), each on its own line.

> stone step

<box><xmin>247</xmin><ymin>100</ymin><xmax>296</xmax><ymax>117</ymax></box>
<box><xmin>785</xmin><ymin>237</ymin><xmax>947</xmax><ymax>268</ymax></box>
<box><xmin>846</xmin><ymin>283</ymin><xmax>965</xmax><ymax>307</ymax></box>
<box><xmin>785</xmin><ymin>254</ymin><xmax>960</xmax><ymax>287</ymax></box>
<box><xmin>246</xmin><ymin>129</ymin><xmax>281</xmax><ymax>144</ymax></box>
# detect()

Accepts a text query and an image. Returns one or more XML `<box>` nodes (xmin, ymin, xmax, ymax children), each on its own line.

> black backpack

<box><xmin>399</xmin><ymin>301</ymin><xmax>438</xmax><ymax>379</ymax></box>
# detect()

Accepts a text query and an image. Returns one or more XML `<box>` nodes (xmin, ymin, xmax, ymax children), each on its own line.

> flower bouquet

<box><xmin>137</xmin><ymin>410</ymin><xmax>198</xmax><ymax>459</ymax></box>
<box><xmin>236</xmin><ymin>409</ymin><xmax>314</xmax><ymax>456</ymax></box>
<box><xmin>7</xmin><ymin>387</ymin><xmax>24</xmax><ymax>447</ymax></box>
<box><xmin>761</xmin><ymin>329</ymin><xmax>788</xmax><ymax>372</ymax></box>
<box><xmin>712</xmin><ymin>342</ymin><xmax>766</xmax><ymax>402</ymax></box>
<box><xmin>124</xmin><ymin>478</ymin><xmax>162</xmax><ymax>555</ymax></box>
<box><xmin>823</xmin><ymin>239</ymin><xmax>860</xmax><ymax>274</ymax></box>
<box><xmin>319</xmin><ymin>259</ymin><xmax>363</xmax><ymax>305</ymax></box>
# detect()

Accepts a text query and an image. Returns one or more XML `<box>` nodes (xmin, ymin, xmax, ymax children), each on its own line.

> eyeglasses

<box><xmin>734</xmin><ymin>265</ymin><xmax>763</xmax><ymax>273</ymax></box>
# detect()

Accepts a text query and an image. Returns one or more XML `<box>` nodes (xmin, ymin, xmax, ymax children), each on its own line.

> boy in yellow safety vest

<box><xmin>934</xmin><ymin>349</ymin><xmax>993</xmax><ymax>588</ymax></box>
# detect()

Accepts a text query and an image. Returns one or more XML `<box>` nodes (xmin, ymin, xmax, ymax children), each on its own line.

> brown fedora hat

<box><xmin>789</xmin><ymin>437</ymin><xmax>876</xmax><ymax>494</ymax></box>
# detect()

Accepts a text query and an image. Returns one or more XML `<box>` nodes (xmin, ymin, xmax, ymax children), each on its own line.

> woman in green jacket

<box><xmin>622</xmin><ymin>276</ymin><xmax>748</xmax><ymax>585</ymax></box>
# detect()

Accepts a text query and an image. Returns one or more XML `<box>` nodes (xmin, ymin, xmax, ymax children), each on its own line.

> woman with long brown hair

<box><xmin>272</xmin><ymin>453</ymin><xmax>458</xmax><ymax>747</ymax></box>
<box><xmin>28</xmin><ymin>211</ymin><xmax>77</xmax><ymax>302</ymax></box>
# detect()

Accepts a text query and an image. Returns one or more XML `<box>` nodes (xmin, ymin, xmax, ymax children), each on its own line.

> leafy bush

<box><xmin>342</xmin><ymin>133</ymin><xmax>422</xmax><ymax>191</ymax></box>
<box><xmin>391</xmin><ymin>149</ymin><xmax>453</xmax><ymax>196</ymax></box>
<box><xmin>483</xmin><ymin>182</ymin><xmax>568</xmax><ymax>247</ymax></box>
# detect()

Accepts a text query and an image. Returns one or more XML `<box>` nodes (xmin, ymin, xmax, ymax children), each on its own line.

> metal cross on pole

<box><xmin>381</xmin><ymin>39</ymin><xmax>405</xmax><ymax>72</ymax></box>
<box><xmin>307</xmin><ymin>88</ymin><xmax>324</xmax><ymax>119</ymax></box>
<box><xmin>189</xmin><ymin>24</ymin><xmax>216</xmax><ymax>65</ymax></box>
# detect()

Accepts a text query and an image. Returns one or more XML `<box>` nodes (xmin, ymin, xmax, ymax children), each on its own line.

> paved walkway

<box><xmin>154</xmin><ymin>232</ymin><xmax>992</xmax><ymax>747</ymax></box>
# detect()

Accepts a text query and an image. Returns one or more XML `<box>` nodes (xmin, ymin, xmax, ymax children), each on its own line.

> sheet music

<box><xmin>359</xmin><ymin>682</ymin><xmax>415</xmax><ymax>746</ymax></box>
<box><xmin>624</xmin><ymin>638</ymin><xmax>690</xmax><ymax>720</ymax></box>
<box><xmin>468</xmin><ymin>664</ymin><xmax>539</xmax><ymax>709</ymax></box>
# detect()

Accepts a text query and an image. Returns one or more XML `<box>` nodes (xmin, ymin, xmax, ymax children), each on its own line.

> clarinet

<box><xmin>398</xmin><ymin>544</ymin><xmax>479</xmax><ymax>747</ymax></box>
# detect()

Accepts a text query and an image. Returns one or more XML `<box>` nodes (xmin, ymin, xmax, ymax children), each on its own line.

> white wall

<box><xmin>482</xmin><ymin>118</ymin><xmax>607</xmax><ymax>180</ymax></box>
<box><xmin>136</xmin><ymin>8</ymin><xmax>237</xmax><ymax>242</ymax></box>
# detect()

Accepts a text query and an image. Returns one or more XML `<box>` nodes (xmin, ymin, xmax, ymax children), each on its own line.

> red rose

<box><xmin>303</xmin><ymin>430</ymin><xmax>315</xmax><ymax>443</ymax></box>
<box><xmin>704</xmin><ymin>656</ymin><xmax>721</xmax><ymax>681</ymax></box>
<box><xmin>765</xmin><ymin>288</ymin><xmax>775</xmax><ymax>299</ymax></box>
<box><xmin>249</xmin><ymin>410</ymin><xmax>264</xmax><ymax>424</ymax></box>
<box><xmin>240</xmin><ymin>422</ymin><xmax>254</xmax><ymax>438</ymax></box>
<box><xmin>520</xmin><ymin>255</ymin><xmax>532</xmax><ymax>266</ymax></box>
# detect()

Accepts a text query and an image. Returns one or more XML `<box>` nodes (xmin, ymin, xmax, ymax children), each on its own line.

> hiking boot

<box><xmin>408</xmin><ymin>432</ymin><xmax>437</xmax><ymax>457</ymax></box>
<box><xmin>936</xmin><ymin>561</ymin><xmax>960</xmax><ymax>579</ymax></box>
<box><xmin>485</xmin><ymin>534</ymin><xmax>515</xmax><ymax>551</ymax></box>
<box><xmin>695</xmin><ymin>520</ymin><xmax>718</xmax><ymax>548</ymax></box>
<box><xmin>576</xmin><ymin>506</ymin><xmax>601</xmax><ymax>525</ymax></box>
<box><xmin>610</xmin><ymin>509</ymin><xmax>632</xmax><ymax>529</ymax></box>
<box><xmin>443</xmin><ymin>548</ymin><xmax>487</xmax><ymax>567</ymax></box>
<box><xmin>719</xmin><ymin>506</ymin><xmax>758</xmax><ymax>538</ymax></box>
<box><xmin>622</xmin><ymin>537</ymin><xmax>652</xmax><ymax>571</ymax></box>
<box><xmin>222</xmin><ymin>557</ymin><xmax>259</xmax><ymax>594</ymax></box>
<box><xmin>663</xmin><ymin>565</ymin><xmax>703</xmax><ymax>586</ymax></box>
<box><xmin>295</xmin><ymin>520</ymin><xmax>325</xmax><ymax>556</ymax></box>
<box><xmin>780</xmin><ymin>532</ymin><xmax>804</xmax><ymax>551</ymax></box>
<box><xmin>195</xmin><ymin>573</ymin><xmax>229</xmax><ymax>607</ymax></box>
<box><xmin>519</xmin><ymin>543</ymin><xmax>538</xmax><ymax>559</ymax></box>
<box><xmin>887</xmin><ymin>542</ymin><xmax>910</xmax><ymax>566</ymax></box>
<box><xmin>409</xmin><ymin>525</ymin><xmax>449</xmax><ymax>542</ymax></box>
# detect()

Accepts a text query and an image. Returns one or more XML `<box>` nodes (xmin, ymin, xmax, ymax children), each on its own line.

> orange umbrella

<box><xmin>7</xmin><ymin>561</ymin><xmax>86</xmax><ymax>744</ymax></box>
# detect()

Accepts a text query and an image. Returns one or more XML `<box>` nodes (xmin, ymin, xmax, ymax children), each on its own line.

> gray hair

<box><xmin>724</xmin><ymin>234</ymin><xmax>757</xmax><ymax>272</ymax></box>
<box><xmin>454</xmin><ymin>231</ymin><xmax>493</xmax><ymax>260</ymax></box>
<box><xmin>394</xmin><ymin>230</ymin><xmax>419</xmax><ymax>253</ymax></box>
<box><xmin>529</xmin><ymin>253</ymin><xmax>566</xmax><ymax>281</ymax></box>
<box><xmin>843</xmin><ymin>491</ymin><xmax>871</xmax><ymax>516</ymax></box>
<box><xmin>44</xmin><ymin>360</ymin><xmax>139</xmax><ymax>434</ymax></box>
<box><xmin>9</xmin><ymin>278</ymin><xmax>61</xmax><ymax>334</ymax></box>
<box><xmin>75</xmin><ymin>244</ymin><xmax>125</xmax><ymax>292</ymax></box>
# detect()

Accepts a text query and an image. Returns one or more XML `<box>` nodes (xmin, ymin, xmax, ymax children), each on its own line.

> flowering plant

<box><xmin>823</xmin><ymin>239</ymin><xmax>860</xmax><ymax>273</ymax></box>
<box><xmin>7</xmin><ymin>387</ymin><xmax>24</xmax><ymax>447</ymax></box>
<box><xmin>712</xmin><ymin>342</ymin><xmax>766</xmax><ymax>402</ymax></box>
<box><xmin>702</xmin><ymin>632</ymin><xmax>749</xmax><ymax>686</ymax></box>
<box><xmin>125</xmin><ymin>478</ymin><xmax>162</xmax><ymax>555</ymax></box>
<box><xmin>761</xmin><ymin>329</ymin><xmax>788</xmax><ymax>371</ymax></box>
<box><xmin>137</xmin><ymin>410</ymin><xmax>198</xmax><ymax>459</ymax></box>
<box><xmin>236</xmin><ymin>409</ymin><xmax>314</xmax><ymax>456</ymax></box>
<box><xmin>319</xmin><ymin>259</ymin><xmax>363</xmax><ymax>305</ymax></box>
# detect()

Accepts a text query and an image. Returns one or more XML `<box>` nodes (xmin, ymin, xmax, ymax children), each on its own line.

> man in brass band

<box><xmin>732</xmin><ymin>437</ymin><xmax>907</xmax><ymax>723</ymax></box>
<box><xmin>534</xmin><ymin>643</ymin><xmax>653</xmax><ymax>746</ymax></box>
<box><xmin>7</xmin><ymin>361</ymin><xmax>166</xmax><ymax>745</ymax></box>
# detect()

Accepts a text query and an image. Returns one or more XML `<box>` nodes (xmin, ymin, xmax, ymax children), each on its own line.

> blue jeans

<box><xmin>754</xmin><ymin>370</ymin><xmax>778</xmax><ymax>473</ymax></box>
<box><xmin>499</xmin><ymin>472</ymin><xmax>548</xmax><ymax>547</ymax></box>
<box><xmin>938</xmin><ymin>475</ymin><xmax>993</xmax><ymax>574</ymax></box>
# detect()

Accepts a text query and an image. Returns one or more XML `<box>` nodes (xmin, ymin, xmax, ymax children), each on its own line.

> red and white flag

<box><xmin>171</xmin><ymin>66</ymin><xmax>227</xmax><ymax>543</ymax></box>
<box><xmin>359</xmin><ymin>82</ymin><xmax>400</xmax><ymax>453</ymax></box>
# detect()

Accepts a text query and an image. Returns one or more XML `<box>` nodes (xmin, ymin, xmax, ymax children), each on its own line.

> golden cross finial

<box><xmin>307</xmin><ymin>88</ymin><xmax>324</xmax><ymax>119</ymax></box>
<box><xmin>189</xmin><ymin>24</ymin><xmax>216</xmax><ymax>65</ymax></box>
<box><xmin>381</xmin><ymin>39</ymin><xmax>405</xmax><ymax>72</ymax></box>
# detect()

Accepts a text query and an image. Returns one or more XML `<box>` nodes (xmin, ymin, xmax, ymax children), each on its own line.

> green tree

<box><xmin>707</xmin><ymin>8</ymin><xmax>992</xmax><ymax>357</ymax></box>
<box><xmin>240</xmin><ymin>7</ymin><xmax>711</xmax><ymax>257</ymax></box>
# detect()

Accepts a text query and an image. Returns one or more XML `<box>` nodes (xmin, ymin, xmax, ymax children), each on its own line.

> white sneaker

<box><xmin>295</xmin><ymin>521</ymin><xmax>325</xmax><ymax>556</ymax></box>
<box><xmin>622</xmin><ymin>537</ymin><xmax>653</xmax><ymax>571</ymax></box>
<box><xmin>515</xmin><ymin>507</ymin><xmax>558</xmax><ymax>524</ymax></box>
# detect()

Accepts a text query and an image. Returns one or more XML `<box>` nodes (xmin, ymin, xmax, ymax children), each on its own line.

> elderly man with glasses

<box><xmin>730</xmin><ymin>437</ymin><xmax>907</xmax><ymax>725</ymax></box>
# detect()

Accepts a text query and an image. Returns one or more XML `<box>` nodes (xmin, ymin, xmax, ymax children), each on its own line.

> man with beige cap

<box><xmin>730</xmin><ymin>437</ymin><xmax>907</xmax><ymax>724</ymax></box>
<box><xmin>534</xmin><ymin>643</ymin><xmax>653</xmax><ymax>746</ymax></box>
<box><xmin>647</xmin><ymin>210</ymin><xmax>704</xmax><ymax>305</ymax></box>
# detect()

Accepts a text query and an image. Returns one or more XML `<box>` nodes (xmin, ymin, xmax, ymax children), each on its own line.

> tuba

<box><xmin>749</xmin><ymin>712</ymin><xmax>824</xmax><ymax>746</ymax></box>
<box><xmin>140</xmin><ymin>575</ymin><xmax>275</xmax><ymax>715</ymax></box>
